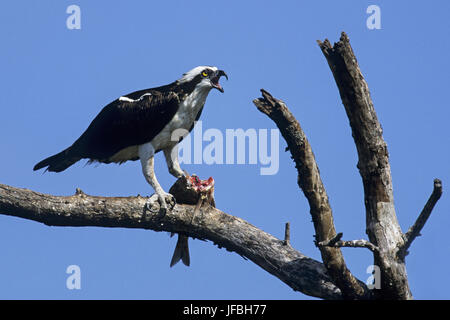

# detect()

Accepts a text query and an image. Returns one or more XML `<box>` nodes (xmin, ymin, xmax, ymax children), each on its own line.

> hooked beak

<box><xmin>210</xmin><ymin>70</ymin><xmax>228</xmax><ymax>93</ymax></box>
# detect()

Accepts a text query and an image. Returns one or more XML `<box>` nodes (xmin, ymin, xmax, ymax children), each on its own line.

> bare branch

<box><xmin>318</xmin><ymin>32</ymin><xmax>412</xmax><ymax>299</ymax></box>
<box><xmin>317</xmin><ymin>232</ymin><xmax>343</xmax><ymax>247</ymax></box>
<box><xmin>283</xmin><ymin>222</ymin><xmax>291</xmax><ymax>246</ymax></box>
<box><xmin>253</xmin><ymin>89</ymin><xmax>370</xmax><ymax>299</ymax></box>
<box><xmin>318</xmin><ymin>233</ymin><xmax>379</xmax><ymax>253</ymax></box>
<box><xmin>401</xmin><ymin>179</ymin><xmax>443</xmax><ymax>257</ymax></box>
<box><xmin>0</xmin><ymin>182</ymin><xmax>342</xmax><ymax>300</ymax></box>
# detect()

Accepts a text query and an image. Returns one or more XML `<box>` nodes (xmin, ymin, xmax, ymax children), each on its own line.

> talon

<box><xmin>145</xmin><ymin>194</ymin><xmax>161</xmax><ymax>213</ymax></box>
<box><xmin>145</xmin><ymin>192</ymin><xmax>176</xmax><ymax>214</ymax></box>
<box><xmin>165</xmin><ymin>193</ymin><xmax>176</xmax><ymax>209</ymax></box>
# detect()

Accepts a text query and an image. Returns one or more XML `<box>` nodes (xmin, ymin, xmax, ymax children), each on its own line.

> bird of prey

<box><xmin>33</xmin><ymin>66</ymin><xmax>227</xmax><ymax>266</ymax></box>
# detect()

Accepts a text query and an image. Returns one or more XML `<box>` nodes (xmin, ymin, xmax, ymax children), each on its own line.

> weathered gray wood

<box><xmin>401</xmin><ymin>179</ymin><xmax>443</xmax><ymax>258</ymax></box>
<box><xmin>253</xmin><ymin>90</ymin><xmax>370</xmax><ymax>299</ymax></box>
<box><xmin>318</xmin><ymin>32</ymin><xmax>412</xmax><ymax>299</ymax></box>
<box><xmin>0</xmin><ymin>183</ymin><xmax>342</xmax><ymax>300</ymax></box>
<box><xmin>318</xmin><ymin>233</ymin><xmax>379</xmax><ymax>253</ymax></box>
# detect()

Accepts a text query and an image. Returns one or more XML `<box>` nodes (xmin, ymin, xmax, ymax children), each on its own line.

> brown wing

<box><xmin>70</xmin><ymin>90</ymin><xmax>180</xmax><ymax>162</ymax></box>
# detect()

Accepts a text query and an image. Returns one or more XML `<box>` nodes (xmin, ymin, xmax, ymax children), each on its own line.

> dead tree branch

<box><xmin>318</xmin><ymin>32</ymin><xmax>413</xmax><ymax>299</ymax></box>
<box><xmin>253</xmin><ymin>90</ymin><xmax>370</xmax><ymax>299</ymax></box>
<box><xmin>283</xmin><ymin>222</ymin><xmax>291</xmax><ymax>246</ymax></box>
<box><xmin>0</xmin><ymin>183</ymin><xmax>342</xmax><ymax>300</ymax></box>
<box><xmin>318</xmin><ymin>233</ymin><xmax>379</xmax><ymax>253</ymax></box>
<box><xmin>400</xmin><ymin>179</ymin><xmax>443</xmax><ymax>258</ymax></box>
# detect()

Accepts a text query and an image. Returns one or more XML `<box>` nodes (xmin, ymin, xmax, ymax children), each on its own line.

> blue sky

<box><xmin>0</xmin><ymin>0</ymin><xmax>449</xmax><ymax>299</ymax></box>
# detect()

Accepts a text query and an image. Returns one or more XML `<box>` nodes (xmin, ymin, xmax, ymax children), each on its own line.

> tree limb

<box><xmin>283</xmin><ymin>222</ymin><xmax>291</xmax><ymax>246</ymax></box>
<box><xmin>0</xmin><ymin>183</ymin><xmax>342</xmax><ymax>300</ymax></box>
<box><xmin>253</xmin><ymin>90</ymin><xmax>370</xmax><ymax>299</ymax></box>
<box><xmin>318</xmin><ymin>233</ymin><xmax>379</xmax><ymax>253</ymax></box>
<box><xmin>400</xmin><ymin>179</ymin><xmax>443</xmax><ymax>257</ymax></box>
<box><xmin>318</xmin><ymin>32</ymin><xmax>412</xmax><ymax>299</ymax></box>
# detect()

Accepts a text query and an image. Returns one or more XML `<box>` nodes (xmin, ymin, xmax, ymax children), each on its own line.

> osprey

<box><xmin>34</xmin><ymin>66</ymin><xmax>228</xmax><ymax>266</ymax></box>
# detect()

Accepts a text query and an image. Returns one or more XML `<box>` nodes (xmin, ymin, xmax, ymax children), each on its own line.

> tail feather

<box><xmin>170</xmin><ymin>234</ymin><xmax>190</xmax><ymax>267</ymax></box>
<box><xmin>33</xmin><ymin>148</ymin><xmax>81</xmax><ymax>173</ymax></box>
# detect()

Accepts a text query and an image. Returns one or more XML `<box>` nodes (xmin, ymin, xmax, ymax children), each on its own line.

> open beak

<box><xmin>210</xmin><ymin>70</ymin><xmax>228</xmax><ymax>93</ymax></box>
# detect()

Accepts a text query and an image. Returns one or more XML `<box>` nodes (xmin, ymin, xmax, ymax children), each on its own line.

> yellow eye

<box><xmin>202</xmin><ymin>71</ymin><xmax>208</xmax><ymax>77</ymax></box>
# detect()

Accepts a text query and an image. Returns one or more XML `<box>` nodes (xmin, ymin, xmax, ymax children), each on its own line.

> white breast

<box><xmin>150</xmin><ymin>85</ymin><xmax>211</xmax><ymax>151</ymax></box>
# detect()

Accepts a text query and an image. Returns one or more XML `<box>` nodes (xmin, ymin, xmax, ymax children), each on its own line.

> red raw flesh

<box><xmin>189</xmin><ymin>175</ymin><xmax>215</xmax><ymax>192</ymax></box>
